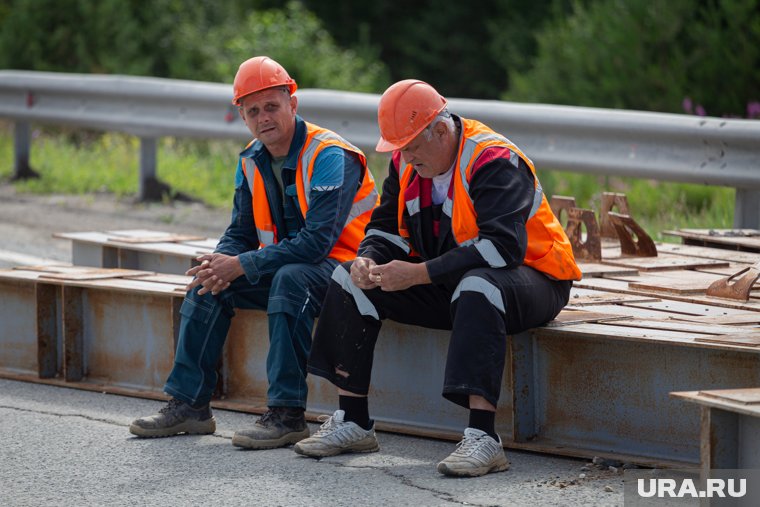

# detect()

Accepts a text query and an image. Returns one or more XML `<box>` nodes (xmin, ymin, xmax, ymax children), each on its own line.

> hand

<box><xmin>186</xmin><ymin>253</ymin><xmax>244</xmax><ymax>296</ymax></box>
<box><xmin>350</xmin><ymin>257</ymin><xmax>379</xmax><ymax>290</ymax></box>
<box><xmin>369</xmin><ymin>260</ymin><xmax>431</xmax><ymax>291</ymax></box>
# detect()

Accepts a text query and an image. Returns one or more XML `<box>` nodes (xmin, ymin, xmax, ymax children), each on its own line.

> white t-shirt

<box><xmin>431</xmin><ymin>164</ymin><xmax>454</xmax><ymax>205</ymax></box>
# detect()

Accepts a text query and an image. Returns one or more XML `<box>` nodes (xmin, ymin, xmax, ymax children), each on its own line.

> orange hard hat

<box><xmin>232</xmin><ymin>56</ymin><xmax>297</xmax><ymax>105</ymax></box>
<box><xmin>375</xmin><ymin>79</ymin><xmax>448</xmax><ymax>152</ymax></box>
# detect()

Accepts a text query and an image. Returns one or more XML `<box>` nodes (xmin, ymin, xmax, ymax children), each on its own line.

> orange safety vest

<box><xmin>396</xmin><ymin>118</ymin><xmax>581</xmax><ymax>281</ymax></box>
<box><xmin>242</xmin><ymin>122</ymin><xmax>379</xmax><ymax>263</ymax></box>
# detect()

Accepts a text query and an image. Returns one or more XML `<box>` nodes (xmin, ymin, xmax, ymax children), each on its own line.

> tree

<box><xmin>506</xmin><ymin>0</ymin><xmax>760</xmax><ymax>116</ymax></box>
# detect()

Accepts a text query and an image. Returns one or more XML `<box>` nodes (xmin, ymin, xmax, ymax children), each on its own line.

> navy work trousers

<box><xmin>308</xmin><ymin>261</ymin><xmax>571</xmax><ymax>409</ymax></box>
<box><xmin>164</xmin><ymin>260</ymin><xmax>337</xmax><ymax>408</ymax></box>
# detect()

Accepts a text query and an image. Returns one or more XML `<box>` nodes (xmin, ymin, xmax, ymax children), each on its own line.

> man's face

<box><xmin>238</xmin><ymin>88</ymin><xmax>297</xmax><ymax>157</ymax></box>
<box><xmin>398</xmin><ymin>124</ymin><xmax>452</xmax><ymax>178</ymax></box>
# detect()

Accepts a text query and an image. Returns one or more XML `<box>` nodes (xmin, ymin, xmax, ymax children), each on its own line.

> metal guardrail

<box><xmin>1</xmin><ymin>70</ymin><xmax>759</xmax><ymax>226</ymax></box>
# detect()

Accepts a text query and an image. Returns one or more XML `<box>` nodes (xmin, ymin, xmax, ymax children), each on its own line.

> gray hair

<box><xmin>422</xmin><ymin>109</ymin><xmax>455</xmax><ymax>142</ymax></box>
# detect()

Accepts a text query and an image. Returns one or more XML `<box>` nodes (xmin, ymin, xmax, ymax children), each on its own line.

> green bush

<box><xmin>0</xmin><ymin>0</ymin><xmax>388</xmax><ymax>92</ymax></box>
<box><xmin>506</xmin><ymin>0</ymin><xmax>760</xmax><ymax>117</ymax></box>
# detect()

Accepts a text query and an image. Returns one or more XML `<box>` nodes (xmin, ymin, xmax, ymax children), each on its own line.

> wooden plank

<box><xmin>694</xmin><ymin>333</ymin><xmax>760</xmax><ymax>348</ymax></box>
<box><xmin>698</xmin><ymin>388</ymin><xmax>760</xmax><ymax>405</ymax></box>
<box><xmin>657</xmin><ymin>242</ymin><xmax>760</xmax><ymax>264</ymax></box>
<box><xmin>576</xmin><ymin>276</ymin><xmax>760</xmax><ymax>313</ymax></box>
<box><xmin>672</xmin><ymin>391</ymin><xmax>760</xmax><ymax>418</ymax></box>
<box><xmin>604</xmin><ymin>319</ymin><xmax>753</xmax><ymax>336</ymax></box>
<box><xmin>570</xmin><ymin>303</ymin><xmax>694</xmax><ymax>320</ymax></box>
<box><xmin>567</xmin><ymin>292</ymin><xmax>661</xmax><ymax>307</ymax></box>
<box><xmin>106</xmin><ymin>234</ymin><xmax>205</xmax><ymax>244</ymax></box>
<box><xmin>618</xmin><ymin>271</ymin><xmax>760</xmax><ymax>295</ymax></box>
<box><xmin>545</xmin><ymin>309</ymin><xmax>632</xmax><ymax>327</ymax></box>
<box><xmin>38</xmin><ymin>268</ymin><xmax>151</xmax><ymax>281</ymax></box>
<box><xmin>538</xmin><ymin>321</ymin><xmax>710</xmax><ymax>345</ymax></box>
<box><xmin>666</xmin><ymin>314</ymin><xmax>760</xmax><ymax>325</ymax></box>
<box><xmin>136</xmin><ymin>274</ymin><xmax>192</xmax><ymax>286</ymax></box>
<box><xmin>663</xmin><ymin>229</ymin><xmax>760</xmax><ymax>251</ymax></box>
<box><xmin>600</xmin><ymin>254</ymin><xmax>729</xmax><ymax>272</ymax></box>
<box><xmin>576</xmin><ymin>262</ymin><xmax>639</xmax><ymax>278</ymax></box>
<box><xmin>80</xmin><ymin>277</ymin><xmax>188</xmax><ymax>296</ymax></box>
<box><xmin>622</xmin><ymin>299</ymin><xmax>755</xmax><ymax>317</ymax></box>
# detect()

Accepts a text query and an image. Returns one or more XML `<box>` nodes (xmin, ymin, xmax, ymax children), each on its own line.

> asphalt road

<box><xmin>0</xmin><ymin>184</ymin><xmax>625</xmax><ymax>506</ymax></box>
<box><xmin>0</xmin><ymin>379</ymin><xmax>625</xmax><ymax>507</ymax></box>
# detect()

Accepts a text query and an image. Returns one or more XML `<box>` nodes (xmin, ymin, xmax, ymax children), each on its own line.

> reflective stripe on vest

<box><xmin>241</xmin><ymin>122</ymin><xmax>378</xmax><ymax>263</ymax></box>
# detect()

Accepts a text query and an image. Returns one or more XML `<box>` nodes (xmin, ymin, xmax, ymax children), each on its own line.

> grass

<box><xmin>0</xmin><ymin>122</ymin><xmax>735</xmax><ymax>241</ymax></box>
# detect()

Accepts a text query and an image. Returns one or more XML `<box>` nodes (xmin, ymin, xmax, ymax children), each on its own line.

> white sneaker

<box><xmin>293</xmin><ymin>409</ymin><xmax>379</xmax><ymax>457</ymax></box>
<box><xmin>437</xmin><ymin>428</ymin><xmax>510</xmax><ymax>477</ymax></box>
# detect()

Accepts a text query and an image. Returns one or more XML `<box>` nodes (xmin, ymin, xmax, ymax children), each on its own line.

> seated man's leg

<box><xmin>296</xmin><ymin>260</ymin><xmax>452</xmax><ymax>457</ymax></box>
<box><xmin>438</xmin><ymin>265</ymin><xmax>571</xmax><ymax>477</ymax></box>
<box><xmin>232</xmin><ymin>260</ymin><xmax>337</xmax><ymax>449</ymax></box>
<box><xmin>130</xmin><ymin>276</ymin><xmax>269</xmax><ymax>438</ymax></box>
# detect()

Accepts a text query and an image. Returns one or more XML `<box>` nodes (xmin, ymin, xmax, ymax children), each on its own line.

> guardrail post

<box><xmin>138</xmin><ymin>136</ymin><xmax>169</xmax><ymax>201</ymax></box>
<box><xmin>734</xmin><ymin>189</ymin><xmax>760</xmax><ymax>229</ymax></box>
<box><xmin>12</xmin><ymin>121</ymin><xmax>38</xmax><ymax>180</ymax></box>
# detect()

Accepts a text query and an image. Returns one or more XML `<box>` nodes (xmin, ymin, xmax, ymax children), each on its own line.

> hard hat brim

<box><xmin>375</xmin><ymin>136</ymin><xmax>403</xmax><ymax>153</ymax></box>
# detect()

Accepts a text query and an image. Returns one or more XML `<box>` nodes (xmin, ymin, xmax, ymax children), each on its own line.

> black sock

<box><xmin>468</xmin><ymin>409</ymin><xmax>497</xmax><ymax>440</ymax></box>
<box><xmin>339</xmin><ymin>395</ymin><xmax>371</xmax><ymax>430</ymax></box>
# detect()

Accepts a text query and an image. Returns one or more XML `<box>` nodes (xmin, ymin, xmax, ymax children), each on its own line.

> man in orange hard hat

<box><xmin>130</xmin><ymin>56</ymin><xmax>379</xmax><ymax>449</ymax></box>
<box><xmin>295</xmin><ymin>80</ymin><xmax>581</xmax><ymax>476</ymax></box>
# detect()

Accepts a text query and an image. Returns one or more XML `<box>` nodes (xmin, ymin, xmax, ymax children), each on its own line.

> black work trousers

<box><xmin>308</xmin><ymin>261</ymin><xmax>572</xmax><ymax>409</ymax></box>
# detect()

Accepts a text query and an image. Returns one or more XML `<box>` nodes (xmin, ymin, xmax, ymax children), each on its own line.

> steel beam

<box><xmin>523</xmin><ymin>332</ymin><xmax>760</xmax><ymax>464</ymax></box>
<box><xmin>3</xmin><ymin>268</ymin><xmax>760</xmax><ymax>465</ymax></box>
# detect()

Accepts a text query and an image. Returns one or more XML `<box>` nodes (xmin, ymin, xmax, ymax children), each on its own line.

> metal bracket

<box><xmin>600</xmin><ymin>192</ymin><xmax>630</xmax><ymax>239</ymax></box>
<box><xmin>549</xmin><ymin>195</ymin><xmax>577</xmax><ymax>227</ymax></box>
<box><xmin>607</xmin><ymin>212</ymin><xmax>657</xmax><ymax>257</ymax></box>
<box><xmin>706</xmin><ymin>262</ymin><xmax>760</xmax><ymax>301</ymax></box>
<box><xmin>565</xmin><ymin>208</ymin><xmax>602</xmax><ymax>261</ymax></box>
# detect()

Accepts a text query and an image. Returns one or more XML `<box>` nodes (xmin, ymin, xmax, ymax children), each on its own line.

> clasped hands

<box><xmin>350</xmin><ymin>256</ymin><xmax>431</xmax><ymax>292</ymax></box>
<box><xmin>185</xmin><ymin>253</ymin><xmax>245</xmax><ymax>296</ymax></box>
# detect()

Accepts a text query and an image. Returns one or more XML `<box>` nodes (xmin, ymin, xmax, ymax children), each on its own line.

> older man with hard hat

<box><xmin>294</xmin><ymin>79</ymin><xmax>581</xmax><ymax>476</ymax></box>
<box><xmin>129</xmin><ymin>56</ymin><xmax>378</xmax><ymax>449</ymax></box>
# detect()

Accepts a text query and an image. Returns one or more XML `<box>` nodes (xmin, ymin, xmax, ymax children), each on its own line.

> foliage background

<box><xmin>0</xmin><ymin>0</ymin><xmax>757</xmax><ymax>235</ymax></box>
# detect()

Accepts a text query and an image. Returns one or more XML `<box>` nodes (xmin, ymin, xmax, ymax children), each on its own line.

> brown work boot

<box><xmin>129</xmin><ymin>398</ymin><xmax>215</xmax><ymax>438</ymax></box>
<box><xmin>232</xmin><ymin>407</ymin><xmax>310</xmax><ymax>450</ymax></box>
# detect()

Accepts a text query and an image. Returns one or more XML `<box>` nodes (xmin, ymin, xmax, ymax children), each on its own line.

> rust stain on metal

<box><xmin>608</xmin><ymin>212</ymin><xmax>658</xmax><ymax>257</ymax></box>
<box><xmin>565</xmin><ymin>208</ymin><xmax>602</xmax><ymax>261</ymax></box>
<box><xmin>706</xmin><ymin>262</ymin><xmax>760</xmax><ymax>301</ymax></box>
<box><xmin>600</xmin><ymin>192</ymin><xmax>630</xmax><ymax>239</ymax></box>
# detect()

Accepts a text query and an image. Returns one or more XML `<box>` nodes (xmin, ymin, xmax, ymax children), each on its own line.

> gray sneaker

<box><xmin>129</xmin><ymin>398</ymin><xmax>215</xmax><ymax>438</ymax></box>
<box><xmin>293</xmin><ymin>409</ymin><xmax>379</xmax><ymax>457</ymax></box>
<box><xmin>437</xmin><ymin>428</ymin><xmax>510</xmax><ymax>477</ymax></box>
<box><xmin>232</xmin><ymin>407</ymin><xmax>310</xmax><ymax>450</ymax></box>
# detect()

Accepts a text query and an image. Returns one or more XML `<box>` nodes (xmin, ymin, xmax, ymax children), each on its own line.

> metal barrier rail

<box><xmin>1</xmin><ymin>70</ymin><xmax>759</xmax><ymax>225</ymax></box>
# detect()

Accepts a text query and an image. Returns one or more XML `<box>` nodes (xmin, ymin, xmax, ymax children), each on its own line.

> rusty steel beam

<box><xmin>524</xmin><ymin>331</ymin><xmax>760</xmax><ymax>464</ymax></box>
<box><xmin>35</xmin><ymin>283</ymin><xmax>58</xmax><ymax>378</ymax></box>
<box><xmin>3</xmin><ymin>268</ymin><xmax>760</xmax><ymax>466</ymax></box>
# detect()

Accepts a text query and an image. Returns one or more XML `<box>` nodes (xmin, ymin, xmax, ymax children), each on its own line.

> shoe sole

<box><xmin>436</xmin><ymin>458</ymin><xmax>510</xmax><ymax>477</ymax></box>
<box><xmin>293</xmin><ymin>437</ymin><xmax>380</xmax><ymax>458</ymax></box>
<box><xmin>232</xmin><ymin>427</ymin><xmax>310</xmax><ymax>450</ymax></box>
<box><xmin>129</xmin><ymin>417</ymin><xmax>216</xmax><ymax>438</ymax></box>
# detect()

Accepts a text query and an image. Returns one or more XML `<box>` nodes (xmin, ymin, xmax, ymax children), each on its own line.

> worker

<box><xmin>129</xmin><ymin>56</ymin><xmax>378</xmax><ymax>449</ymax></box>
<box><xmin>293</xmin><ymin>79</ymin><xmax>581</xmax><ymax>476</ymax></box>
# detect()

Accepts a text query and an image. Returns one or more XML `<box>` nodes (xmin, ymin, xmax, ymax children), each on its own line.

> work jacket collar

<box><xmin>239</xmin><ymin>115</ymin><xmax>307</xmax><ymax>170</ymax></box>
